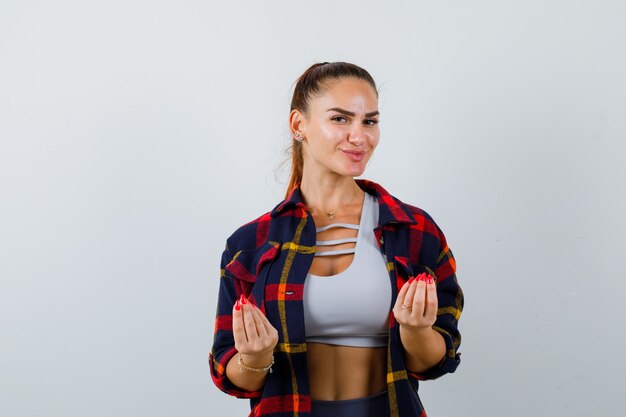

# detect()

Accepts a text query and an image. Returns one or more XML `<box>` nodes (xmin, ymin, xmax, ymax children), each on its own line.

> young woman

<box><xmin>210</xmin><ymin>62</ymin><xmax>463</xmax><ymax>417</ymax></box>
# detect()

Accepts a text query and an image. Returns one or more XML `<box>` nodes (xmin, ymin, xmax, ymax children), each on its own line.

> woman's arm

<box><xmin>224</xmin><ymin>295</ymin><xmax>278</xmax><ymax>392</ymax></box>
<box><xmin>210</xmin><ymin>247</ymin><xmax>278</xmax><ymax>397</ymax></box>
<box><xmin>393</xmin><ymin>273</ymin><xmax>446</xmax><ymax>372</ymax></box>
<box><xmin>394</xmin><ymin>273</ymin><xmax>446</xmax><ymax>373</ymax></box>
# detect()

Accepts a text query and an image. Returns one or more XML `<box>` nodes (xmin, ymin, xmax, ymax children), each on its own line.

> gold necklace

<box><xmin>313</xmin><ymin>191</ymin><xmax>361</xmax><ymax>221</ymax></box>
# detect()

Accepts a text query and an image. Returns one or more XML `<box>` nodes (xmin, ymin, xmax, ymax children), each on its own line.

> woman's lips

<box><xmin>341</xmin><ymin>149</ymin><xmax>366</xmax><ymax>162</ymax></box>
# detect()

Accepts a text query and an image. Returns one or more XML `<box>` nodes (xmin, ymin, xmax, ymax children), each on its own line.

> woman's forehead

<box><xmin>311</xmin><ymin>78</ymin><xmax>378</xmax><ymax>112</ymax></box>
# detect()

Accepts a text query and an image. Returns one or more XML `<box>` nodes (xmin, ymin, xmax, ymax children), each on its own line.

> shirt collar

<box><xmin>270</xmin><ymin>179</ymin><xmax>417</xmax><ymax>226</ymax></box>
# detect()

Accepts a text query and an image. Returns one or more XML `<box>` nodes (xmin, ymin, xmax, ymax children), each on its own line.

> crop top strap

<box><xmin>315</xmin><ymin>223</ymin><xmax>359</xmax><ymax>233</ymax></box>
<box><xmin>314</xmin><ymin>223</ymin><xmax>360</xmax><ymax>257</ymax></box>
<box><xmin>314</xmin><ymin>248</ymin><xmax>358</xmax><ymax>257</ymax></box>
<box><xmin>316</xmin><ymin>237</ymin><xmax>358</xmax><ymax>246</ymax></box>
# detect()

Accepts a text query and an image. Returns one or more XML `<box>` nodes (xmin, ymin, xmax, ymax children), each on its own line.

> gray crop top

<box><xmin>303</xmin><ymin>193</ymin><xmax>391</xmax><ymax>348</ymax></box>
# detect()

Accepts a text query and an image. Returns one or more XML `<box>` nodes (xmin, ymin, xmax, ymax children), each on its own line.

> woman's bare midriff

<box><xmin>306</xmin><ymin>342</ymin><xmax>387</xmax><ymax>401</ymax></box>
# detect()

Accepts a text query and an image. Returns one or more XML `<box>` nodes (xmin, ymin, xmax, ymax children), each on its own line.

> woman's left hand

<box><xmin>392</xmin><ymin>272</ymin><xmax>438</xmax><ymax>331</ymax></box>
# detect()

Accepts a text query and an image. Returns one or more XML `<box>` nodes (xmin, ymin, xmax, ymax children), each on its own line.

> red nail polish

<box><xmin>240</xmin><ymin>294</ymin><xmax>248</xmax><ymax>305</ymax></box>
<box><xmin>427</xmin><ymin>275</ymin><xmax>434</xmax><ymax>284</ymax></box>
<box><xmin>408</xmin><ymin>277</ymin><xmax>415</xmax><ymax>284</ymax></box>
<box><xmin>416</xmin><ymin>273</ymin><xmax>425</xmax><ymax>281</ymax></box>
<box><xmin>235</xmin><ymin>300</ymin><xmax>241</xmax><ymax>311</ymax></box>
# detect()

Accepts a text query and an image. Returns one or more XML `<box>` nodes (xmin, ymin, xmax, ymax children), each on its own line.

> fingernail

<box><xmin>240</xmin><ymin>294</ymin><xmax>248</xmax><ymax>305</ymax></box>
<box><xmin>408</xmin><ymin>276</ymin><xmax>415</xmax><ymax>284</ymax></box>
<box><xmin>417</xmin><ymin>273</ymin><xmax>426</xmax><ymax>282</ymax></box>
<box><xmin>427</xmin><ymin>275</ymin><xmax>434</xmax><ymax>284</ymax></box>
<box><xmin>235</xmin><ymin>300</ymin><xmax>241</xmax><ymax>311</ymax></box>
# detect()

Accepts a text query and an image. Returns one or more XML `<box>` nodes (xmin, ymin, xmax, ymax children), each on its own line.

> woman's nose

<box><xmin>347</xmin><ymin>127</ymin><xmax>366</xmax><ymax>145</ymax></box>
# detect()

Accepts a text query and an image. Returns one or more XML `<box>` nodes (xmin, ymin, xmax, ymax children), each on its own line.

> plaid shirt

<box><xmin>210</xmin><ymin>179</ymin><xmax>463</xmax><ymax>417</ymax></box>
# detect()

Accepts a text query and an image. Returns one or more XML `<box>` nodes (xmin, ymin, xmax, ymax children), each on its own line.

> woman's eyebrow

<box><xmin>326</xmin><ymin>107</ymin><xmax>380</xmax><ymax>117</ymax></box>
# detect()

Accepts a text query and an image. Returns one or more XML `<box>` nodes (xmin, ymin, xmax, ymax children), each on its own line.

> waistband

<box><xmin>311</xmin><ymin>390</ymin><xmax>388</xmax><ymax>417</ymax></box>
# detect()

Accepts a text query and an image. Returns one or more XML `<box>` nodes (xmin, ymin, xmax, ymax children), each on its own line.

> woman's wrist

<box><xmin>399</xmin><ymin>324</ymin><xmax>437</xmax><ymax>340</ymax></box>
<box><xmin>225</xmin><ymin>351</ymin><xmax>272</xmax><ymax>392</ymax></box>
<box><xmin>399</xmin><ymin>325</ymin><xmax>446</xmax><ymax>373</ymax></box>
<box><xmin>239</xmin><ymin>350</ymin><xmax>274</xmax><ymax>367</ymax></box>
<box><xmin>238</xmin><ymin>353</ymin><xmax>275</xmax><ymax>373</ymax></box>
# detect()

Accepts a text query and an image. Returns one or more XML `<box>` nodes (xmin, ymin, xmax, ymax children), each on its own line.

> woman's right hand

<box><xmin>232</xmin><ymin>294</ymin><xmax>279</xmax><ymax>367</ymax></box>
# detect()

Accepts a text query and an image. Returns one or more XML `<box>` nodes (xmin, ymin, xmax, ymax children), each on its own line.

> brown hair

<box><xmin>285</xmin><ymin>62</ymin><xmax>378</xmax><ymax>197</ymax></box>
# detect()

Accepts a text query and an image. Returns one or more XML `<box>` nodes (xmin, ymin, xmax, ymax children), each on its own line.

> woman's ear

<box><xmin>289</xmin><ymin>109</ymin><xmax>306</xmax><ymax>138</ymax></box>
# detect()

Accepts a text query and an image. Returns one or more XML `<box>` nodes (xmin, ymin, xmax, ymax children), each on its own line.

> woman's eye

<box><xmin>331</xmin><ymin>115</ymin><xmax>348</xmax><ymax>123</ymax></box>
<box><xmin>364</xmin><ymin>119</ymin><xmax>379</xmax><ymax>126</ymax></box>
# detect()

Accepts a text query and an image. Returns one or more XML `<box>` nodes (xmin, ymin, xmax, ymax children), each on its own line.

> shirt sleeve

<box><xmin>209</xmin><ymin>246</ymin><xmax>263</xmax><ymax>399</ymax></box>
<box><xmin>410</xmin><ymin>227</ymin><xmax>464</xmax><ymax>381</ymax></box>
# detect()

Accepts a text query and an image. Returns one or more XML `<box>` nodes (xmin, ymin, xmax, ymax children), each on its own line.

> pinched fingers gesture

<box><xmin>393</xmin><ymin>272</ymin><xmax>438</xmax><ymax>330</ymax></box>
<box><xmin>231</xmin><ymin>294</ymin><xmax>279</xmax><ymax>360</ymax></box>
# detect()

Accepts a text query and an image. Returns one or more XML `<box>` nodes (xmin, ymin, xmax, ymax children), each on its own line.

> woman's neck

<box><xmin>299</xmin><ymin>173</ymin><xmax>364</xmax><ymax>215</ymax></box>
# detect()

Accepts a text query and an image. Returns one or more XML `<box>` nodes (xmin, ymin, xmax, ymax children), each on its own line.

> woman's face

<box><xmin>296</xmin><ymin>77</ymin><xmax>380</xmax><ymax>178</ymax></box>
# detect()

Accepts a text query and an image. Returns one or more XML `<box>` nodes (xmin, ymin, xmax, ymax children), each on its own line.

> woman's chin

<box><xmin>336</xmin><ymin>167</ymin><xmax>366</xmax><ymax>178</ymax></box>
<box><xmin>344</xmin><ymin>163</ymin><xmax>368</xmax><ymax>177</ymax></box>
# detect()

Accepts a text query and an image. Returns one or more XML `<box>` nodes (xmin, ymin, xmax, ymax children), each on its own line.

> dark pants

<box><xmin>311</xmin><ymin>390</ymin><xmax>387</xmax><ymax>417</ymax></box>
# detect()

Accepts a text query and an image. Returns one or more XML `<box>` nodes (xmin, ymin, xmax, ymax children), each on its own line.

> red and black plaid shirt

<box><xmin>210</xmin><ymin>179</ymin><xmax>463</xmax><ymax>417</ymax></box>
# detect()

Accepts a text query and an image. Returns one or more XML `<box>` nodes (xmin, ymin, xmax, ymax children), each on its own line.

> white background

<box><xmin>1</xmin><ymin>1</ymin><xmax>625</xmax><ymax>416</ymax></box>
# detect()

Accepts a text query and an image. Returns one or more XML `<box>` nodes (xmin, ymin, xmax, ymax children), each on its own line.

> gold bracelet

<box><xmin>237</xmin><ymin>354</ymin><xmax>274</xmax><ymax>374</ymax></box>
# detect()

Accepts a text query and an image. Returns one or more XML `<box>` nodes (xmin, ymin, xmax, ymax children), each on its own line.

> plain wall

<box><xmin>1</xmin><ymin>1</ymin><xmax>625</xmax><ymax>416</ymax></box>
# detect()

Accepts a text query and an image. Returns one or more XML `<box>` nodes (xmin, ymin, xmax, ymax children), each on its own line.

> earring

<box><xmin>293</xmin><ymin>132</ymin><xmax>303</xmax><ymax>142</ymax></box>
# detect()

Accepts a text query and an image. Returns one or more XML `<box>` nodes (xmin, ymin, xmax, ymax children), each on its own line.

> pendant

<box><xmin>327</xmin><ymin>211</ymin><xmax>335</xmax><ymax>220</ymax></box>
